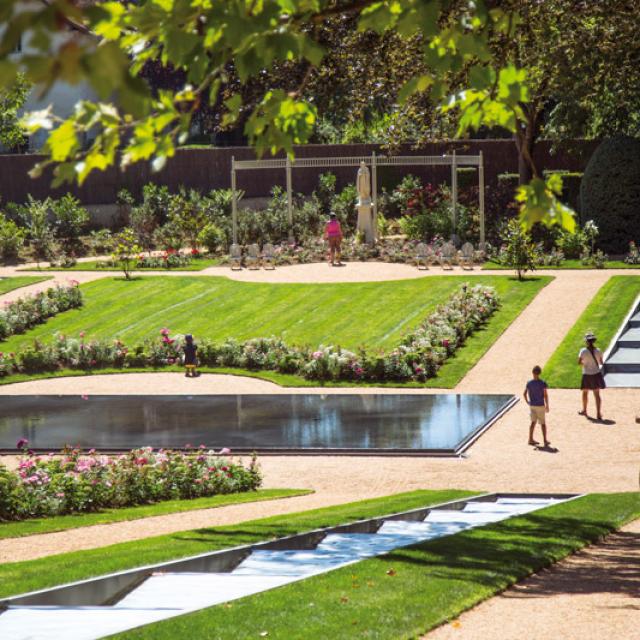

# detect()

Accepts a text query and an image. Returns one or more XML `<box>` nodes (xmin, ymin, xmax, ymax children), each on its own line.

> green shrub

<box><xmin>198</xmin><ymin>223</ymin><xmax>225</xmax><ymax>253</ymax></box>
<box><xmin>50</xmin><ymin>193</ymin><xmax>89</xmax><ymax>253</ymax></box>
<box><xmin>499</xmin><ymin>218</ymin><xmax>537</xmax><ymax>280</ymax></box>
<box><xmin>9</xmin><ymin>195</ymin><xmax>55</xmax><ymax>264</ymax></box>
<box><xmin>554</xmin><ymin>227</ymin><xmax>587</xmax><ymax>259</ymax></box>
<box><xmin>580</xmin><ymin>136</ymin><xmax>640</xmax><ymax>253</ymax></box>
<box><xmin>0</xmin><ymin>213</ymin><xmax>25</xmax><ymax>262</ymax></box>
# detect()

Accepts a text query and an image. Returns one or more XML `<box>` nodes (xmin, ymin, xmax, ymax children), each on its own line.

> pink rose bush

<box><xmin>0</xmin><ymin>284</ymin><xmax>498</xmax><ymax>383</ymax></box>
<box><xmin>0</xmin><ymin>284</ymin><xmax>82</xmax><ymax>340</ymax></box>
<box><xmin>0</xmin><ymin>445</ymin><xmax>261</xmax><ymax>521</ymax></box>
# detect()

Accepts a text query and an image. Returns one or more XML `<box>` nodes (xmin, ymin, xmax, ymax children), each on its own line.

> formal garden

<box><xmin>1</xmin><ymin>1</ymin><xmax>639</xmax><ymax>639</ymax></box>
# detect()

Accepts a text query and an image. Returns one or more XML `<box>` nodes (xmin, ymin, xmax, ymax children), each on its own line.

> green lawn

<box><xmin>544</xmin><ymin>275</ymin><xmax>640</xmax><ymax>387</ymax></box>
<box><xmin>0</xmin><ymin>490</ymin><xmax>474</xmax><ymax>598</ymax></box>
<box><xmin>21</xmin><ymin>258</ymin><xmax>220</xmax><ymax>272</ymax></box>
<box><xmin>0</xmin><ymin>489</ymin><xmax>310</xmax><ymax>541</ymax></box>
<box><xmin>484</xmin><ymin>259</ymin><xmax>640</xmax><ymax>270</ymax></box>
<box><xmin>110</xmin><ymin>492</ymin><xmax>639</xmax><ymax>640</ymax></box>
<box><xmin>0</xmin><ymin>276</ymin><xmax>51</xmax><ymax>295</ymax></box>
<box><xmin>0</xmin><ymin>275</ymin><xmax>550</xmax><ymax>387</ymax></box>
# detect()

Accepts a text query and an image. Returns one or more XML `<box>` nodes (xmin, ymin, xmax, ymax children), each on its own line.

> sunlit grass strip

<box><xmin>0</xmin><ymin>489</ymin><xmax>310</xmax><ymax>541</ymax></box>
<box><xmin>109</xmin><ymin>493</ymin><xmax>640</xmax><ymax>640</ymax></box>
<box><xmin>0</xmin><ymin>490</ymin><xmax>474</xmax><ymax>598</ymax></box>
<box><xmin>0</xmin><ymin>276</ymin><xmax>50</xmax><ymax>296</ymax></box>
<box><xmin>545</xmin><ymin>276</ymin><xmax>640</xmax><ymax>387</ymax></box>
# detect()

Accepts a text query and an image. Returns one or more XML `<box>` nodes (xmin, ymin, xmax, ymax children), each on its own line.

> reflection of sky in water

<box><xmin>0</xmin><ymin>394</ymin><xmax>513</xmax><ymax>451</ymax></box>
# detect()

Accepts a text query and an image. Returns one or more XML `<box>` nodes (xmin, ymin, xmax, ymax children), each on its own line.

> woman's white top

<box><xmin>579</xmin><ymin>347</ymin><xmax>602</xmax><ymax>375</ymax></box>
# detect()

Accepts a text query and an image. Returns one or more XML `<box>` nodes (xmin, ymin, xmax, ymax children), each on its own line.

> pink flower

<box><xmin>79</xmin><ymin>331</ymin><xmax>85</xmax><ymax>338</ymax></box>
<box><xmin>312</xmin><ymin>351</ymin><xmax>323</xmax><ymax>360</ymax></box>
<box><xmin>16</xmin><ymin>438</ymin><xmax>29</xmax><ymax>449</ymax></box>
<box><xmin>219</xmin><ymin>447</ymin><xmax>231</xmax><ymax>455</ymax></box>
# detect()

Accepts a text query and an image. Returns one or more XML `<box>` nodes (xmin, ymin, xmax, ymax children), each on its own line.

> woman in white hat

<box><xmin>578</xmin><ymin>332</ymin><xmax>605</xmax><ymax>420</ymax></box>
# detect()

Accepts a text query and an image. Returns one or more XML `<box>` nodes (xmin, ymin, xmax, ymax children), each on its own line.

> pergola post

<box><xmin>479</xmin><ymin>150</ymin><xmax>485</xmax><ymax>246</ymax></box>
<box><xmin>231</xmin><ymin>156</ymin><xmax>238</xmax><ymax>246</ymax></box>
<box><xmin>451</xmin><ymin>149</ymin><xmax>458</xmax><ymax>232</ymax></box>
<box><xmin>286</xmin><ymin>156</ymin><xmax>293</xmax><ymax>241</ymax></box>
<box><xmin>371</xmin><ymin>151</ymin><xmax>378</xmax><ymax>240</ymax></box>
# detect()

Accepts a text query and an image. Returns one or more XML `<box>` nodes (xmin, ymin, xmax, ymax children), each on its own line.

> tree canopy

<box><xmin>0</xmin><ymin>0</ymin><xmax>581</xmax><ymax>231</ymax></box>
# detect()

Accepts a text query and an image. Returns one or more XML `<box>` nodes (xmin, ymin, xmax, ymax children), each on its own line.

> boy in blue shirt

<box><xmin>523</xmin><ymin>365</ymin><xmax>550</xmax><ymax>447</ymax></box>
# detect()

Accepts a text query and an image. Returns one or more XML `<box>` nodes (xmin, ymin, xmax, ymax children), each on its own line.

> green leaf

<box><xmin>47</xmin><ymin>120</ymin><xmax>79</xmax><ymax>162</ymax></box>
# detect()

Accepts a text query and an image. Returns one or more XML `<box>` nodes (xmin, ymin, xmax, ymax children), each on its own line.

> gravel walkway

<box><xmin>426</xmin><ymin>518</ymin><xmax>640</xmax><ymax>640</ymax></box>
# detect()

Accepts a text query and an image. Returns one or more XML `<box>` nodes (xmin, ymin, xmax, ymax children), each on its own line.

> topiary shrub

<box><xmin>580</xmin><ymin>136</ymin><xmax>640</xmax><ymax>253</ymax></box>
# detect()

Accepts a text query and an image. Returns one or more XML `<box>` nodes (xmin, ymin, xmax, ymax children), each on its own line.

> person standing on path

<box><xmin>578</xmin><ymin>332</ymin><xmax>605</xmax><ymax>420</ymax></box>
<box><xmin>324</xmin><ymin>212</ymin><xmax>343</xmax><ymax>266</ymax></box>
<box><xmin>524</xmin><ymin>365</ymin><xmax>550</xmax><ymax>447</ymax></box>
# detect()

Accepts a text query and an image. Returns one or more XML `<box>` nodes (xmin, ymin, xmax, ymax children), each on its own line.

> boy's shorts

<box><xmin>530</xmin><ymin>405</ymin><xmax>546</xmax><ymax>425</ymax></box>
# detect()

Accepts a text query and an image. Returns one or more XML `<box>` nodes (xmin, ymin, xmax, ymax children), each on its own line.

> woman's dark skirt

<box><xmin>581</xmin><ymin>372</ymin><xmax>606</xmax><ymax>390</ymax></box>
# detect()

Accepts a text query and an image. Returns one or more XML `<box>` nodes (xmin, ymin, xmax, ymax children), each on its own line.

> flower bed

<box><xmin>220</xmin><ymin>238</ymin><xmax>486</xmax><ymax>267</ymax></box>
<box><xmin>0</xmin><ymin>445</ymin><xmax>262</xmax><ymax>521</ymax></box>
<box><xmin>0</xmin><ymin>283</ymin><xmax>82</xmax><ymax>341</ymax></box>
<box><xmin>97</xmin><ymin>249</ymin><xmax>198</xmax><ymax>270</ymax></box>
<box><xmin>0</xmin><ymin>284</ymin><xmax>499</xmax><ymax>383</ymax></box>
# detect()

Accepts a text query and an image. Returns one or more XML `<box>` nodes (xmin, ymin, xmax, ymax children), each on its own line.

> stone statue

<box><xmin>356</xmin><ymin>161</ymin><xmax>375</xmax><ymax>243</ymax></box>
<box><xmin>356</xmin><ymin>161</ymin><xmax>371</xmax><ymax>205</ymax></box>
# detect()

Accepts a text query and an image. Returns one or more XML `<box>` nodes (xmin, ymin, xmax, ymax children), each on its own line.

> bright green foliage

<box><xmin>580</xmin><ymin>136</ymin><xmax>640</xmax><ymax>253</ymax></box>
<box><xmin>516</xmin><ymin>174</ymin><xmax>576</xmax><ymax>232</ymax></box>
<box><xmin>0</xmin><ymin>213</ymin><xmax>26</xmax><ymax>262</ymax></box>
<box><xmin>111</xmin><ymin>228</ymin><xmax>142</xmax><ymax>280</ymax></box>
<box><xmin>50</xmin><ymin>194</ymin><xmax>89</xmax><ymax>253</ymax></box>
<box><xmin>1</xmin><ymin>0</ymin><xmax>574</xmax><ymax>231</ymax></box>
<box><xmin>9</xmin><ymin>196</ymin><xmax>55</xmax><ymax>264</ymax></box>
<box><xmin>0</xmin><ymin>72</ymin><xmax>29</xmax><ymax>149</ymax></box>
<box><xmin>499</xmin><ymin>218</ymin><xmax>537</xmax><ymax>280</ymax></box>
<box><xmin>198</xmin><ymin>223</ymin><xmax>225</xmax><ymax>254</ymax></box>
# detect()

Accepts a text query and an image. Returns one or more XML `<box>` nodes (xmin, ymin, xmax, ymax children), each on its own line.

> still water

<box><xmin>0</xmin><ymin>394</ymin><xmax>514</xmax><ymax>452</ymax></box>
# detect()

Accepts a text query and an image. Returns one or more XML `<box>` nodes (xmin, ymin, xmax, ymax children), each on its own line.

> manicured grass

<box><xmin>544</xmin><ymin>275</ymin><xmax>640</xmax><ymax>387</ymax></box>
<box><xmin>110</xmin><ymin>492</ymin><xmax>640</xmax><ymax>640</ymax></box>
<box><xmin>0</xmin><ymin>489</ymin><xmax>310</xmax><ymax>541</ymax></box>
<box><xmin>0</xmin><ymin>276</ymin><xmax>50</xmax><ymax>296</ymax></box>
<box><xmin>0</xmin><ymin>490</ymin><xmax>474</xmax><ymax>598</ymax></box>
<box><xmin>0</xmin><ymin>275</ymin><xmax>550</xmax><ymax>388</ymax></box>
<box><xmin>483</xmin><ymin>259</ymin><xmax>640</xmax><ymax>270</ymax></box>
<box><xmin>21</xmin><ymin>258</ymin><xmax>220</xmax><ymax>272</ymax></box>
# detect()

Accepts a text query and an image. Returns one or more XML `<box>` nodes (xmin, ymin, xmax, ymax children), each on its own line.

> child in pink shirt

<box><xmin>324</xmin><ymin>212</ymin><xmax>343</xmax><ymax>266</ymax></box>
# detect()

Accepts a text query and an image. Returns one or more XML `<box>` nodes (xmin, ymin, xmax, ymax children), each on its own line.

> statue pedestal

<box><xmin>357</xmin><ymin>203</ymin><xmax>375</xmax><ymax>244</ymax></box>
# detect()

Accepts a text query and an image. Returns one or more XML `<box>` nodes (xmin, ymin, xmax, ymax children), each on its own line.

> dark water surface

<box><xmin>0</xmin><ymin>394</ymin><xmax>514</xmax><ymax>453</ymax></box>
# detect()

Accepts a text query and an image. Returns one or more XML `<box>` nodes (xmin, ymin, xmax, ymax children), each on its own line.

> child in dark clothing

<box><xmin>183</xmin><ymin>334</ymin><xmax>198</xmax><ymax>378</ymax></box>
<box><xmin>523</xmin><ymin>365</ymin><xmax>550</xmax><ymax>447</ymax></box>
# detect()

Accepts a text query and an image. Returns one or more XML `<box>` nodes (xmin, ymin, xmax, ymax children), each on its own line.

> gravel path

<box><xmin>426</xmin><ymin>518</ymin><xmax>640</xmax><ymax>640</ymax></box>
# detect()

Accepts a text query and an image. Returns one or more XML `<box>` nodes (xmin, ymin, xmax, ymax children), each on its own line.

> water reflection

<box><xmin>0</xmin><ymin>394</ymin><xmax>513</xmax><ymax>452</ymax></box>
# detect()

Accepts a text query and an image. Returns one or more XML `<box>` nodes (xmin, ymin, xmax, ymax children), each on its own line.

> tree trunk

<box><xmin>515</xmin><ymin>105</ymin><xmax>542</xmax><ymax>185</ymax></box>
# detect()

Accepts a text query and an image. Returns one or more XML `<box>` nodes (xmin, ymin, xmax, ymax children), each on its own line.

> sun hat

<box><xmin>584</xmin><ymin>332</ymin><xmax>597</xmax><ymax>341</ymax></box>
<box><xmin>329</xmin><ymin>212</ymin><xmax>337</xmax><ymax>218</ymax></box>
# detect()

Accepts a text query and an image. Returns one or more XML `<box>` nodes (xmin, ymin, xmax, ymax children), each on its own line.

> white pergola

<box><xmin>230</xmin><ymin>151</ymin><xmax>485</xmax><ymax>245</ymax></box>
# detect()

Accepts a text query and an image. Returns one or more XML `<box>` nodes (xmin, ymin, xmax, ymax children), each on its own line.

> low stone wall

<box><xmin>0</xmin><ymin>140</ymin><xmax>598</xmax><ymax>206</ymax></box>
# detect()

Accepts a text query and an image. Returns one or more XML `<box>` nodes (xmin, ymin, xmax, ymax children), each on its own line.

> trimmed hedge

<box><xmin>580</xmin><ymin>136</ymin><xmax>640</xmax><ymax>253</ymax></box>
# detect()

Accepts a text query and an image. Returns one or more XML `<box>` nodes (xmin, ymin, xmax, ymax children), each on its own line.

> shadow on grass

<box><xmin>373</xmin><ymin>512</ymin><xmax>635</xmax><ymax>596</ymax></box>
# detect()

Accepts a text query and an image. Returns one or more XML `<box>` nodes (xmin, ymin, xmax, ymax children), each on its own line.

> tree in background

<box><xmin>0</xmin><ymin>72</ymin><xmax>30</xmax><ymax>151</ymax></box>
<box><xmin>0</xmin><ymin>0</ymin><xmax>584</xmax><ymax>231</ymax></box>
